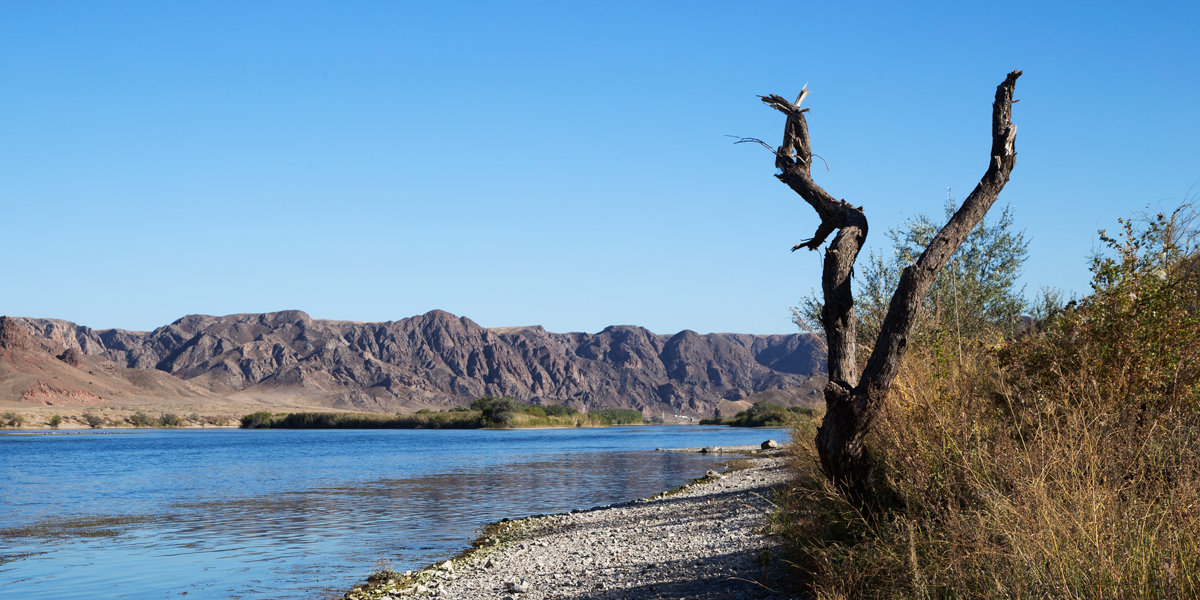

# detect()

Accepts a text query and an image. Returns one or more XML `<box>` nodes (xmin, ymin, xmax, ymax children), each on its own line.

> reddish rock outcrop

<box><xmin>12</xmin><ymin>311</ymin><xmax>826</xmax><ymax>415</ymax></box>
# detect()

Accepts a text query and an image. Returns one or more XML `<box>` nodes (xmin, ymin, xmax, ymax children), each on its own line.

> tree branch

<box><xmin>859</xmin><ymin>69</ymin><xmax>1022</xmax><ymax>402</ymax></box>
<box><xmin>760</xmin><ymin>88</ymin><xmax>867</xmax><ymax>387</ymax></box>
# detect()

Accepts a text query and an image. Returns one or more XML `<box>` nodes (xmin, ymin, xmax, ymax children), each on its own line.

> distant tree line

<box><xmin>240</xmin><ymin>397</ymin><xmax>646</xmax><ymax>430</ymax></box>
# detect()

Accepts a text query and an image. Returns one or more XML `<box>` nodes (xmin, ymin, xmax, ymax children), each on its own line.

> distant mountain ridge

<box><xmin>4</xmin><ymin>310</ymin><xmax>825</xmax><ymax>416</ymax></box>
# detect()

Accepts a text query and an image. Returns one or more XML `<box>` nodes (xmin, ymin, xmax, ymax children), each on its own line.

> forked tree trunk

<box><xmin>761</xmin><ymin>70</ymin><xmax>1022</xmax><ymax>506</ymax></box>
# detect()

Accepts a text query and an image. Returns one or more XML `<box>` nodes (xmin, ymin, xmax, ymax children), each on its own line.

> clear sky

<box><xmin>2</xmin><ymin>1</ymin><xmax>1197</xmax><ymax>335</ymax></box>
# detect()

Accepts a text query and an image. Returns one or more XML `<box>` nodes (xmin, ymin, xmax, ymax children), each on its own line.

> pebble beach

<box><xmin>345</xmin><ymin>447</ymin><xmax>799</xmax><ymax>600</ymax></box>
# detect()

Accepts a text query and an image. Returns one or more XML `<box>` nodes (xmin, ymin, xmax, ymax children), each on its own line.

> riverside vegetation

<box><xmin>701</xmin><ymin>401</ymin><xmax>822</xmax><ymax>428</ymax></box>
<box><xmin>240</xmin><ymin>396</ymin><xmax>646</xmax><ymax>429</ymax></box>
<box><xmin>774</xmin><ymin>204</ymin><xmax>1200</xmax><ymax>598</ymax></box>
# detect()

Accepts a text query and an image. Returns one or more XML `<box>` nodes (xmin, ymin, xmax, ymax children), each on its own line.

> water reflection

<box><xmin>0</xmin><ymin>428</ymin><xmax>787</xmax><ymax>599</ymax></box>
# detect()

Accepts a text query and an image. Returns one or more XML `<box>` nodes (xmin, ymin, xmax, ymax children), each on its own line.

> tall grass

<box><xmin>775</xmin><ymin>206</ymin><xmax>1200</xmax><ymax>598</ymax></box>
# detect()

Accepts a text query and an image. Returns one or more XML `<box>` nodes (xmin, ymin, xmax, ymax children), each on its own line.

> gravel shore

<box><xmin>345</xmin><ymin>450</ymin><xmax>799</xmax><ymax>600</ymax></box>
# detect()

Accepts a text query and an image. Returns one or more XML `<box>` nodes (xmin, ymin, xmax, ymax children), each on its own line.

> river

<box><xmin>0</xmin><ymin>426</ymin><xmax>789</xmax><ymax>599</ymax></box>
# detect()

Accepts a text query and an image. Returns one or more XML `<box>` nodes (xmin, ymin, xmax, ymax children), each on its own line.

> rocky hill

<box><xmin>2</xmin><ymin>310</ymin><xmax>825</xmax><ymax>418</ymax></box>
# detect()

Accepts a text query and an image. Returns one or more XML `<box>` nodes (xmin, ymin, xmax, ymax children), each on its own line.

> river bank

<box><xmin>345</xmin><ymin>447</ymin><xmax>799</xmax><ymax>600</ymax></box>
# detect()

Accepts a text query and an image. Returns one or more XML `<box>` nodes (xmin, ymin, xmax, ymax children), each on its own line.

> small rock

<box><xmin>700</xmin><ymin>446</ymin><xmax>715</xmax><ymax>453</ymax></box>
<box><xmin>483</xmin><ymin>557</ymin><xmax>495</xmax><ymax>569</ymax></box>
<box><xmin>439</xmin><ymin>561</ymin><xmax>454</xmax><ymax>573</ymax></box>
<box><xmin>705</xmin><ymin>469</ymin><xmax>722</xmax><ymax>478</ymax></box>
<box><xmin>505</xmin><ymin>579</ymin><xmax>530</xmax><ymax>593</ymax></box>
<box><xmin>761</xmin><ymin>439</ymin><xmax>780</xmax><ymax>449</ymax></box>
<box><xmin>413</xmin><ymin>584</ymin><xmax>429</xmax><ymax>594</ymax></box>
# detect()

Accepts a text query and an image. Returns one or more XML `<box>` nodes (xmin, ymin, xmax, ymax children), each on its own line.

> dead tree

<box><xmin>761</xmin><ymin>70</ymin><xmax>1022</xmax><ymax>506</ymax></box>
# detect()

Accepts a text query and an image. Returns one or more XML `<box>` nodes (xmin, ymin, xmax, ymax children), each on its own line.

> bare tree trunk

<box><xmin>761</xmin><ymin>70</ymin><xmax>1022</xmax><ymax>506</ymax></box>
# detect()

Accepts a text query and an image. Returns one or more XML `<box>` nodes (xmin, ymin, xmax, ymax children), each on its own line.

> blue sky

<box><xmin>2</xmin><ymin>1</ymin><xmax>1197</xmax><ymax>334</ymax></box>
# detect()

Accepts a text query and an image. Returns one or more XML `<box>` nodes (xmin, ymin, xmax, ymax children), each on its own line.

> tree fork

<box><xmin>761</xmin><ymin>70</ymin><xmax>1022</xmax><ymax>506</ymax></box>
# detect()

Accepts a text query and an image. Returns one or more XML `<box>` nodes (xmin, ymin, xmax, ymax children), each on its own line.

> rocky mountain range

<box><xmin>0</xmin><ymin>310</ymin><xmax>825</xmax><ymax>419</ymax></box>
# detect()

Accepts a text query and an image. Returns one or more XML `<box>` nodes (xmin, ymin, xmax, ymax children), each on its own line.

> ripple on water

<box><xmin>0</xmin><ymin>426</ymin><xmax>789</xmax><ymax>599</ymax></box>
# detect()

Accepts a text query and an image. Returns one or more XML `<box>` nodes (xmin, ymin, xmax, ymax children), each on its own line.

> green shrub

<box><xmin>240</xmin><ymin>411</ymin><xmax>277</xmax><ymax>429</ymax></box>
<box><xmin>542</xmin><ymin>404</ymin><xmax>578</xmax><ymax>417</ymax></box>
<box><xmin>727</xmin><ymin>401</ymin><xmax>793</xmax><ymax>427</ymax></box>
<box><xmin>473</xmin><ymin>396</ymin><xmax>516</xmax><ymax>428</ymax></box>
<box><xmin>128</xmin><ymin>411</ymin><xmax>152</xmax><ymax>427</ymax></box>
<box><xmin>82</xmin><ymin>413</ymin><xmax>104</xmax><ymax>429</ymax></box>
<box><xmin>158</xmin><ymin>413</ymin><xmax>182</xmax><ymax>427</ymax></box>
<box><xmin>239</xmin><ymin>410</ymin><xmax>481</xmax><ymax>429</ymax></box>
<box><xmin>592</xmin><ymin>408</ymin><xmax>644</xmax><ymax>425</ymax></box>
<box><xmin>49</xmin><ymin>414</ymin><xmax>62</xmax><ymax>428</ymax></box>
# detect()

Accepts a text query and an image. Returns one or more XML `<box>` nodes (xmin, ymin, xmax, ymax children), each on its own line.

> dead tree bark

<box><xmin>762</xmin><ymin>70</ymin><xmax>1022</xmax><ymax>506</ymax></box>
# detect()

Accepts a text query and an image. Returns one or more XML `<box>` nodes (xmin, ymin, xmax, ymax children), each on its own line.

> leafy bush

<box><xmin>472</xmin><ymin>396</ymin><xmax>516</xmax><ymax>428</ymax></box>
<box><xmin>592</xmin><ymin>408</ymin><xmax>644</xmax><ymax>425</ymax></box>
<box><xmin>158</xmin><ymin>413</ymin><xmax>183</xmax><ymax>427</ymax></box>
<box><xmin>49</xmin><ymin>414</ymin><xmax>62</xmax><ymax>428</ymax></box>
<box><xmin>725</xmin><ymin>401</ymin><xmax>815</xmax><ymax>427</ymax></box>
<box><xmin>240</xmin><ymin>411</ymin><xmax>277</xmax><ymax>429</ymax></box>
<box><xmin>240</xmin><ymin>410</ymin><xmax>481</xmax><ymax>429</ymax></box>
<box><xmin>542</xmin><ymin>404</ymin><xmax>578</xmax><ymax>417</ymax></box>
<box><xmin>128</xmin><ymin>411</ymin><xmax>152</xmax><ymax>427</ymax></box>
<box><xmin>796</xmin><ymin>200</ymin><xmax>1029</xmax><ymax>354</ymax></box>
<box><xmin>82</xmin><ymin>413</ymin><xmax>104</xmax><ymax>428</ymax></box>
<box><xmin>2</xmin><ymin>412</ymin><xmax>23</xmax><ymax>428</ymax></box>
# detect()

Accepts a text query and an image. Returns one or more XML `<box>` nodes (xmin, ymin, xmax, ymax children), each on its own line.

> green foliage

<box><xmin>82</xmin><ymin>413</ymin><xmax>104</xmax><ymax>428</ymax></box>
<box><xmin>797</xmin><ymin>200</ymin><xmax>1029</xmax><ymax>352</ymax></box>
<box><xmin>472</xmin><ymin>396</ymin><xmax>516</xmax><ymax>428</ymax></box>
<box><xmin>49</xmin><ymin>414</ymin><xmax>62</xmax><ymax>428</ymax></box>
<box><xmin>237</xmin><ymin>401</ymin><xmax>646</xmax><ymax>430</ymax></box>
<box><xmin>725</xmin><ymin>402</ymin><xmax>818</xmax><ymax>427</ymax></box>
<box><xmin>128</xmin><ymin>411</ymin><xmax>152</xmax><ymax>427</ymax></box>
<box><xmin>240</xmin><ymin>411</ymin><xmax>276</xmax><ymax>429</ymax></box>
<box><xmin>1002</xmin><ymin>205</ymin><xmax>1199</xmax><ymax>411</ymax></box>
<box><xmin>240</xmin><ymin>410</ymin><xmax>482</xmax><ymax>429</ymax></box>
<box><xmin>158</xmin><ymin>413</ymin><xmax>183</xmax><ymax>427</ymax></box>
<box><xmin>591</xmin><ymin>408</ymin><xmax>644</xmax><ymax>425</ymax></box>
<box><xmin>2</xmin><ymin>411</ymin><xmax>24</xmax><ymax>428</ymax></box>
<box><xmin>541</xmin><ymin>404</ymin><xmax>578</xmax><ymax>417</ymax></box>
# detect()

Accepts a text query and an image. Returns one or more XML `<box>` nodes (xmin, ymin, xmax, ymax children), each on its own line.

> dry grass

<box><xmin>777</xmin><ymin>347</ymin><xmax>1200</xmax><ymax>599</ymax></box>
<box><xmin>773</xmin><ymin>207</ymin><xmax>1200</xmax><ymax>599</ymax></box>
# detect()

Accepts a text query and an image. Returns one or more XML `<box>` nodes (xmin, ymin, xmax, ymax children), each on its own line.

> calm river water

<box><xmin>0</xmin><ymin>426</ymin><xmax>788</xmax><ymax>599</ymax></box>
